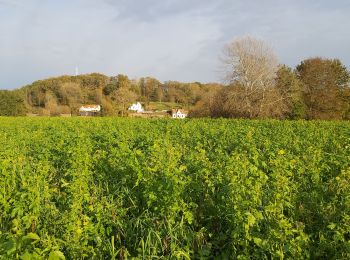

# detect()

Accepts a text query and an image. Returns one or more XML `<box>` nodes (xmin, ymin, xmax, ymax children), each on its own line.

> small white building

<box><xmin>79</xmin><ymin>105</ymin><xmax>101</xmax><ymax>116</ymax></box>
<box><xmin>128</xmin><ymin>102</ymin><xmax>144</xmax><ymax>113</ymax></box>
<box><xmin>171</xmin><ymin>109</ymin><xmax>188</xmax><ymax>119</ymax></box>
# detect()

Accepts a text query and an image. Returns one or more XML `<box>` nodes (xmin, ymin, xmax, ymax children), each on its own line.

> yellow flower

<box><xmin>278</xmin><ymin>150</ymin><xmax>285</xmax><ymax>155</ymax></box>
<box><xmin>76</xmin><ymin>228</ymin><xmax>83</xmax><ymax>235</ymax></box>
<box><xmin>336</xmin><ymin>176</ymin><xmax>340</xmax><ymax>181</ymax></box>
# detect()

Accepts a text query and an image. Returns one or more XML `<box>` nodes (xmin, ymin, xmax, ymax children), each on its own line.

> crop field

<box><xmin>0</xmin><ymin>118</ymin><xmax>349</xmax><ymax>259</ymax></box>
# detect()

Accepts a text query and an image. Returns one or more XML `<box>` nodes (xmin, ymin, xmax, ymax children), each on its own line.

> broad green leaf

<box><xmin>23</xmin><ymin>233</ymin><xmax>40</xmax><ymax>241</ymax></box>
<box><xmin>48</xmin><ymin>250</ymin><xmax>66</xmax><ymax>260</ymax></box>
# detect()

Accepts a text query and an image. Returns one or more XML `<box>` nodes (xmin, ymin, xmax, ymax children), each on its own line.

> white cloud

<box><xmin>0</xmin><ymin>0</ymin><xmax>349</xmax><ymax>89</ymax></box>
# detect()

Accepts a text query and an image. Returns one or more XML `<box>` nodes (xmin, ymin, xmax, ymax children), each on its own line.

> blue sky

<box><xmin>0</xmin><ymin>0</ymin><xmax>349</xmax><ymax>89</ymax></box>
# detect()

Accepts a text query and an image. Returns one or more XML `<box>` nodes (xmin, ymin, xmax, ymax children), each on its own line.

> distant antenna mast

<box><xmin>75</xmin><ymin>66</ymin><xmax>79</xmax><ymax>76</ymax></box>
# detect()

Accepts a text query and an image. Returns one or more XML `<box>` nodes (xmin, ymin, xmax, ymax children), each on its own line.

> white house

<box><xmin>128</xmin><ymin>102</ymin><xmax>144</xmax><ymax>113</ymax></box>
<box><xmin>79</xmin><ymin>105</ymin><xmax>101</xmax><ymax>116</ymax></box>
<box><xmin>171</xmin><ymin>109</ymin><xmax>188</xmax><ymax>119</ymax></box>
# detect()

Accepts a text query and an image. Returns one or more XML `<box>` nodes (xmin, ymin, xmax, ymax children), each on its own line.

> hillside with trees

<box><xmin>0</xmin><ymin>36</ymin><xmax>349</xmax><ymax>119</ymax></box>
<box><xmin>0</xmin><ymin>73</ymin><xmax>221</xmax><ymax>117</ymax></box>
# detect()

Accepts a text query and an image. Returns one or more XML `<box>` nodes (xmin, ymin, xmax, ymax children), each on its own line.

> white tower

<box><xmin>75</xmin><ymin>67</ymin><xmax>79</xmax><ymax>76</ymax></box>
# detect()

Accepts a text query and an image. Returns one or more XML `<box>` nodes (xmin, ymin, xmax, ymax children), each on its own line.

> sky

<box><xmin>0</xmin><ymin>0</ymin><xmax>349</xmax><ymax>89</ymax></box>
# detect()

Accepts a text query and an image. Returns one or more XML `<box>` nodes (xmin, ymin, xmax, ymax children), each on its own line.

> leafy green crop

<box><xmin>0</xmin><ymin>118</ymin><xmax>349</xmax><ymax>259</ymax></box>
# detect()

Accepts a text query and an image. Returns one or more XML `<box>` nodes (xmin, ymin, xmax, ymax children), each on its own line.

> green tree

<box><xmin>44</xmin><ymin>91</ymin><xmax>60</xmax><ymax>116</ymax></box>
<box><xmin>116</xmin><ymin>74</ymin><xmax>131</xmax><ymax>89</ymax></box>
<box><xmin>0</xmin><ymin>90</ymin><xmax>26</xmax><ymax>116</ymax></box>
<box><xmin>140</xmin><ymin>77</ymin><xmax>161</xmax><ymax>102</ymax></box>
<box><xmin>60</xmin><ymin>83</ymin><xmax>83</xmax><ymax>115</ymax></box>
<box><xmin>296</xmin><ymin>57</ymin><xmax>350</xmax><ymax>119</ymax></box>
<box><xmin>275</xmin><ymin>65</ymin><xmax>306</xmax><ymax>119</ymax></box>
<box><xmin>100</xmin><ymin>97</ymin><xmax>115</xmax><ymax>116</ymax></box>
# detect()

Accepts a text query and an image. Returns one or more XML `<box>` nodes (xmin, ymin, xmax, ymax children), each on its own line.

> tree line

<box><xmin>0</xmin><ymin>73</ymin><xmax>221</xmax><ymax>116</ymax></box>
<box><xmin>191</xmin><ymin>36</ymin><xmax>350</xmax><ymax>120</ymax></box>
<box><xmin>0</xmin><ymin>36</ymin><xmax>349</xmax><ymax>119</ymax></box>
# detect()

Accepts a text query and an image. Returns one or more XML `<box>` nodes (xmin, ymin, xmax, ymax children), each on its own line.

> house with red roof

<box><xmin>79</xmin><ymin>105</ymin><xmax>101</xmax><ymax>116</ymax></box>
<box><xmin>171</xmin><ymin>109</ymin><xmax>188</xmax><ymax>119</ymax></box>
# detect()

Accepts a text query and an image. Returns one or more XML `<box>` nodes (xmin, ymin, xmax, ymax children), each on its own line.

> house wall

<box><xmin>172</xmin><ymin>113</ymin><xmax>187</xmax><ymax>118</ymax></box>
<box><xmin>80</xmin><ymin>111</ymin><xmax>100</xmax><ymax>116</ymax></box>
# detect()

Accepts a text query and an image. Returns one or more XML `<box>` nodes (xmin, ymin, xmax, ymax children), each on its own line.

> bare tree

<box><xmin>221</xmin><ymin>36</ymin><xmax>279</xmax><ymax>118</ymax></box>
<box><xmin>111</xmin><ymin>87</ymin><xmax>137</xmax><ymax>116</ymax></box>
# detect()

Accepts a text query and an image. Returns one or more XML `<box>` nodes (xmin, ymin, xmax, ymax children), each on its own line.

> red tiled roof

<box><xmin>171</xmin><ymin>109</ymin><xmax>188</xmax><ymax>115</ymax></box>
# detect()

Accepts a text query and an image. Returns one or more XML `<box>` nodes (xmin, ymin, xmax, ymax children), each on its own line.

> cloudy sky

<box><xmin>1</xmin><ymin>0</ymin><xmax>349</xmax><ymax>89</ymax></box>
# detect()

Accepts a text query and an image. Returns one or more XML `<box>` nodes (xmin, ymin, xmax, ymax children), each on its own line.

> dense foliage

<box><xmin>0</xmin><ymin>118</ymin><xmax>349</xmax><ymax>259</ymax></box>
<box><xmin>296</xmin><ymin>58</ymin><xmax>350</xmax><ymax>120</ymax></box>
<box><xmin>0</xmin><ymin>90</ymin><xmax>26</xmax><ymax>116</ymax></box>
<box><xmin>19</xmin><ymin>74</ymin><xmax>218</xmax><ymax>116</ymax></box>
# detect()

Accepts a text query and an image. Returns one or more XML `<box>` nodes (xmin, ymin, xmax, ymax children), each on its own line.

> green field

<box><xmin>0</xmin><ymin>118</ymin><xmax>349</xmax><ymax>259</ymax></box>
